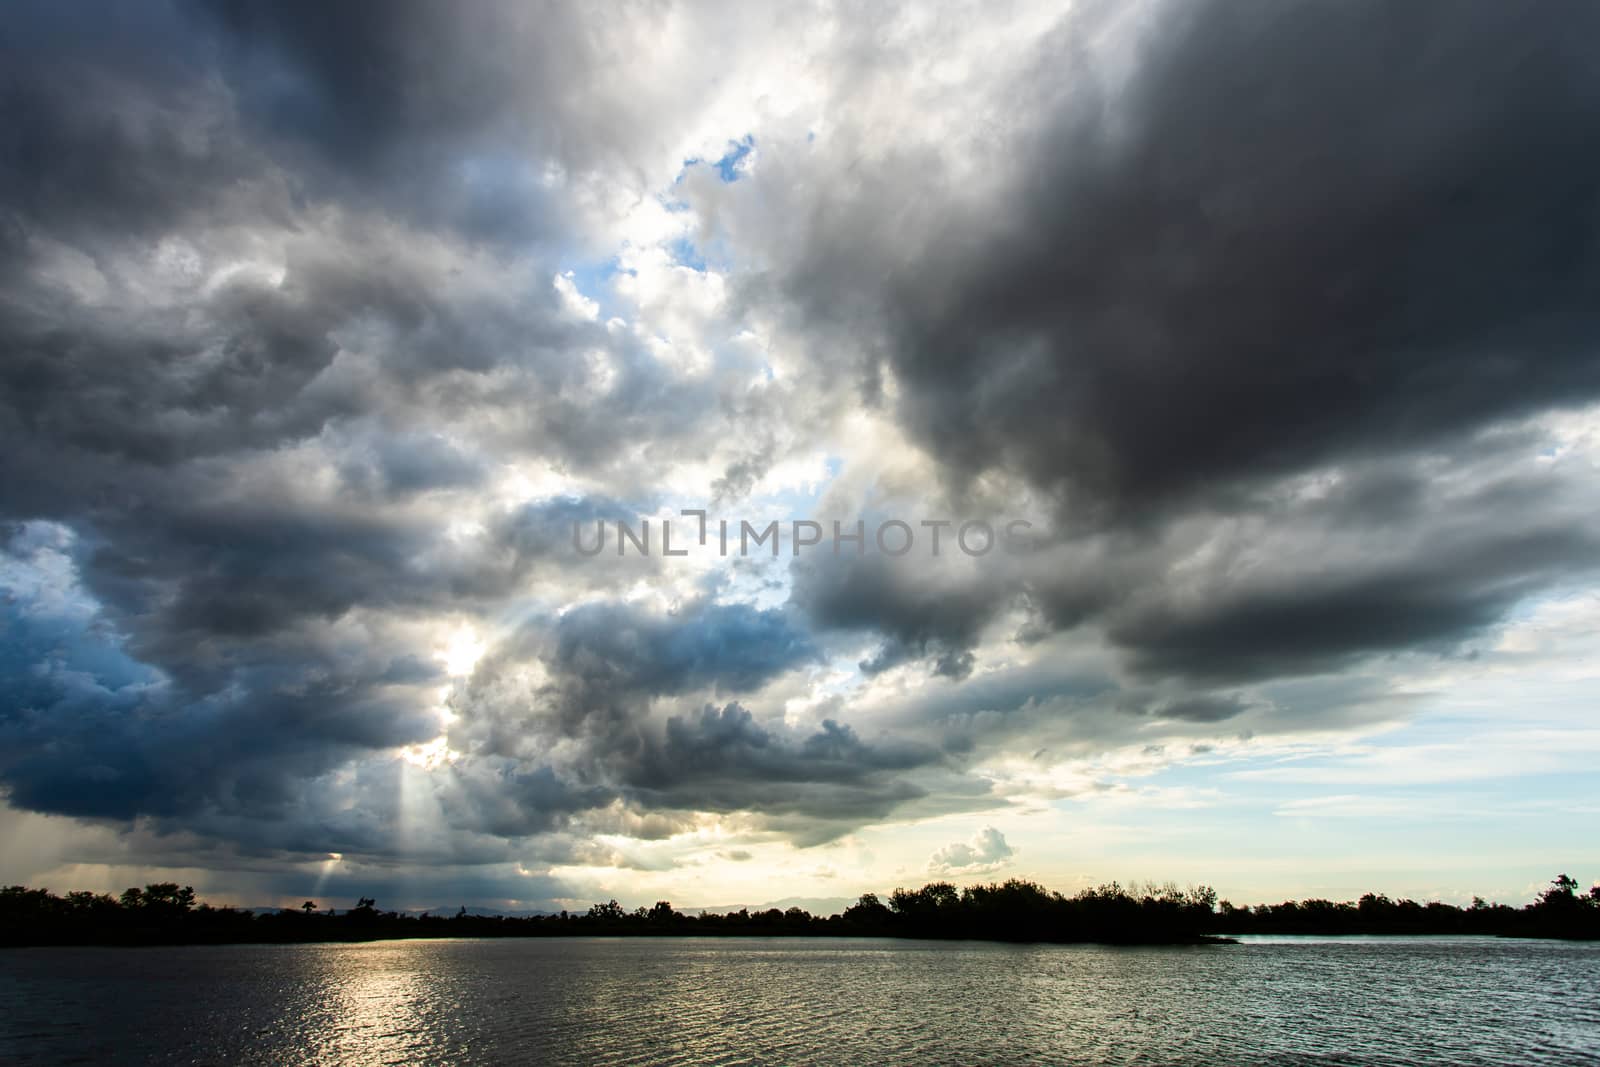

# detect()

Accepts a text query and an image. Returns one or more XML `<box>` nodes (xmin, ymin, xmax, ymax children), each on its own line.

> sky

<box><xmin>1</xmin><ymin>0</ymin><xmax>1598</xmax><ymax>914</ymax></box>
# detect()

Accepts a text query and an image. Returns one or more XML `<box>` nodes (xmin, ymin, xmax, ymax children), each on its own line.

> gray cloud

<box><xmin>777</xmin><ymin>0</ymin><xmax>1600</xmax><ymax>518</ymax></box>
<box><xmin>783</xmin><ymin>430</ymin><xmax>1600</xmax><ymax>687</ymax></box>
<box><xmin>0</xmin><ymin>563</ymin><xmax>439</xmax><ymax>828</ymax></box>
<box><xmin>444</xmin><ymin>600</ymin><xmax>940</xmax><ymax>841</ymax></box>
<box><xmin>790</xmin><ymin>548</ymin><xmax>1017</xmax><ymax>681</ymax></box>
<box><xmin>4</xmin><ymin>0</ymin><xmax>1600</xmax><ymax>896</ymax></box>
<box><xmin>0</xmin><ymin>0</ymin><xmax>832</xmax><ymax>863</ymax></box>
<box><xmin>623</xmin><ymin>703</ymin><xmax>936</xmax><ymax>821</ymax></box>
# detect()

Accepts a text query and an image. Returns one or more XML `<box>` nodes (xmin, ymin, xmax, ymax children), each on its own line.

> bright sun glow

<box><xmin>399</xmin><ymin>735</ymin><xmax>457</xmax><ymax>770</ymax></box>
<box><xmin>436</xmin><ymin>623</ymin><xmax>486</xmax><ymax>678</ymax></box>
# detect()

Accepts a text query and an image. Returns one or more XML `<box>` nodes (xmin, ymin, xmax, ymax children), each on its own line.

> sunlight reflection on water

<box><xmin>2</xmin><ymin>936</ymin><xmax>1598</xmax><ymax>1065</ymax></box>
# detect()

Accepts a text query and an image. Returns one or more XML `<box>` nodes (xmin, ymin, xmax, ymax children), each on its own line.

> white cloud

<box><xmin>928</xmin><ymin>826</ymin><xmax>1014</xmax><ymax>875</ymax></box>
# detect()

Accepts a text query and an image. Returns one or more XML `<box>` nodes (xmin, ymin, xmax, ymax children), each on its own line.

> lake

<box><xmin>2</xmin><ymin>936</ymin><xmax>1597</xmax><ymax>1064</ymax></box>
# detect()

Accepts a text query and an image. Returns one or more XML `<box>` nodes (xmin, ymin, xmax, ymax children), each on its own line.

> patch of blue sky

<box><xmin>736</xmin><ymin>457</ymin><xmax>839</xmax><ymax>523</ymax></box>
<box><xmin>1051</xmin><ymin>734</ymin><xmax>1596</xmax><ymax>902</ymax></box>
<box><xmin>713</xmin><ymin>134</ymin><xmax>756</xmax><ymax>181</ymax></box>
<box><xmin>554</xmin><ymin>254</ymin><xmax>625</xmax><ymax>321</ymax></box>
<box><xmin>658</xmin><ymin>190</ymin><xmax>696</xmax><ymax>213</ymax></box>
<box><xmin>564</xmin><ymin>254</ymin><xmax>624</xmax><ymax>291</ymax></box>
<box><xmin>1168</xmin><ymin>704</ymin><xmax>1600</xmax><ymax>821</ymax></box>
<box><xmin>665</xmin><ymin>235</ymin><xmax>707</xmax><ymax>272</ymax></box>
<box><xmin>677</xmin><ymin>134</ymin><xmax>757</xmax><ymax>185</ymax></box>
<box><xmin>667</xmin><ymin>226</ymin><xmax>743</xmax><ymax>275</ymax></box>
<box><xmin>654</xmin><ymin>138</ymin><xmax>755</xmax><ymax>277</ymax></box>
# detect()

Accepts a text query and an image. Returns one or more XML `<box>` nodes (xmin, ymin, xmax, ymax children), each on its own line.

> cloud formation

<box><xmin>774</xmin><ymin>0</ymin><xmax>1600</xmax><ymax>516</ymax></box>
<box><xmin>2</xmin><ymin>0</ymin><xmax>1599</xmax><ymax>906</ymax></box>
<box><xmin>929</xmin><ymin>827</ymin><xmax>1014</xmax><ymax>876</ymax></box>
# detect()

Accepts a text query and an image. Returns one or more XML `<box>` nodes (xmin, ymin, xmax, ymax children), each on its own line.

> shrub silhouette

<box><xmin>2</xmin><ymin>874</ymin><xmax>1595</xmax><ymax>947</ymax></box>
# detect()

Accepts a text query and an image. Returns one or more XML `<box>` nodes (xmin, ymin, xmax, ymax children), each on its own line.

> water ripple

<box><xmin>1</xmin><ymin>936</ymin><xmax>1598</xmax><ymax>1065</ymax></box>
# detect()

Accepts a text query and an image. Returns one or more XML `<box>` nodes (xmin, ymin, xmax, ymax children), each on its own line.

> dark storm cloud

<box><xmin>0</xmin><ymin>218</ymin><xmax>644</xmax><ymax>501</ymax></box>
<box><xmin>0</xmin><ymin>579</ymin><xmax>438</xmax><ymax>824</ymax></box>
<box><xmin>1136</xmin><ymin>695</ymin><xmax>1250</xmax><ymax>725</ymax></box>
<box><xmin>785</xmin><ymin>439</ymin><xmax>1600</xmax><ymax>686</ymax></box>
<box><xmin>336</xmin><ymin>429</ymin><xmax>487</xmax><ymax>496</ymax></box>
<box><xmin>1091</xmin><ymin>452</ymin><xmax>1600</xmax><ymax>681</ymax></box>
<box><xmin>453</xmin><ymin>598</ymin><xmax>819</xmax><ymax>762</ymax></box>
<box><xmin>550</xmin><ymin>600</ymin><xmax>819</xmax><ymax>698</ymax></box>
<box><xmin>790</xmin><ymin>550</ymin><xmax>1019</xmax><ymax>680</ymax></box>
<box><xmin>446</xmin><ymin>601</ymin><xmax>938</xmax><ymax>838</ymax></box>
<box><xmin>442</xmin><ymin>764</ymin><xmax>617</xmax><ymax>840</ymax></box>
<box><xmin>1108</xmin><ymin>519</ymin><xmax>1600</xmax><ymax>682</ymax></box>
<box><xmin>757</xmin><ymin>0</ymin><xmax>1600</xmax><ymax>685</ymax></box>
<box><xmin>0</xmin><ymin>0</ymin><xmax>692</xmax><ymax>848</ymax></box>
<box><xmin>8</xmin><ymin>0</ymin><xmax>1600</xmax><ymax>885</ymax></box>
<box><xmin>785</xmin><ymin>0</ymin><xmax>1600</xmax><ymax>517</ymax></box>
<box><xmin>82</xmin><ymin>489</ymin><xmax>657</xmax><ymax>668</ymax></box>
<box><xmin>622</xmin><ymin>703</ymin><xmax>936</xmax><ymax>819</ymax></box>
<box><xmin>0</xmin><ymin>0</ymin><xmax>870</xmax><ymax>875</ymax></box>
<box><xmin>0</xmin><ymin>0</ymin><xmax>738</xmax><ymax>512</ymax></box>
<box><xmin>491</xmin><ymin>496</ymin><xmax>664</xmax><ymax>586</ymax></box>
<box><xmin>91</xmin><ymin>501</ymin><xmax>437</xmax><ymax>648</ymax></box>
<box><xmin>0</xmin><ymin>490</ymin><xmax>710</xmax><ymax>841</ymax></box>
<box><xmin>0</xmin><ymin>2</ymin><xmax>263</xmax><ymax>251</ymax></box>
<box><xmin>191</xmin><ymin>0</ymin><xmax>602</xmax><ymax>246</ymax></box>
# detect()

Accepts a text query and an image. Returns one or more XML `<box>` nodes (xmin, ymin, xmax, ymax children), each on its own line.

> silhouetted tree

<box><xmin>138</xmin><ymin>884</ymin><xmax>196</xmax><ymax>912</ymax></box>
<box><xmin>1541</xmin><ymin>874</ymin><xmax>1580</xmax><ymax>909</ymax></box>
<box><xmin>588</xmin><ymin>899</ymin><xmax>625</xmax><ymax>921</ymax></box>
<box><xmin>843</xmin><ymin>893</ymin><xmax>892</xmax><ymax>925</ymax></box>
<box><xmin>4</xmin><ymin>873</ymin><xmax>1597</xmax><ymax>947</ymax></box>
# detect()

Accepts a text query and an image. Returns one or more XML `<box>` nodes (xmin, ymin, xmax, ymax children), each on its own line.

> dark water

<box><xmin>2</xmin><ymin>936</ymin><xmax>1598</xmax><ymax>1065</ymax></box>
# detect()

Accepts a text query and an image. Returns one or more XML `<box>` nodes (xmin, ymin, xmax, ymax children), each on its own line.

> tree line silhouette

<box><xmin>2</xmin><ymin>874</ymin><xmax>1596</xmax><ymax>948</ymax></box>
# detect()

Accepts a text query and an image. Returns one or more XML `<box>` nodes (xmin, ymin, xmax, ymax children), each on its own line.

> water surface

<box><xmin>3</xmin><ymin>936</ymin><xmax>1597</xmax><ymax>1064</ymax></box>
